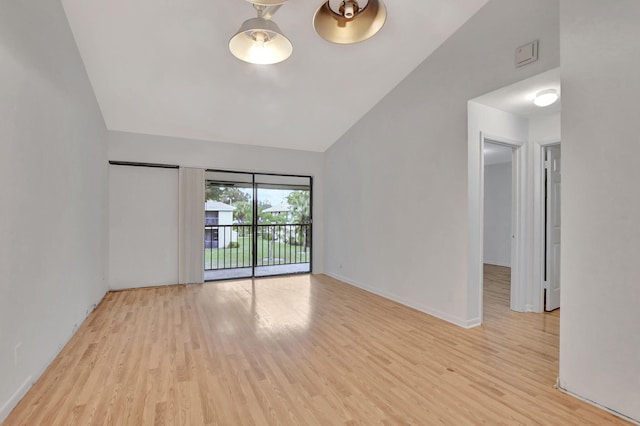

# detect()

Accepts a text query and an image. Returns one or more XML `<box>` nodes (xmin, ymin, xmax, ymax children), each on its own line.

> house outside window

<box><xmin>204</xmin><ymin>200</ymin><xmax>237</xmax><ymax>249</ymax></box>
<box><xmin>205</xmin><ymin>211</ymin><xmax>219</xmax><ymax>226</ymax></box>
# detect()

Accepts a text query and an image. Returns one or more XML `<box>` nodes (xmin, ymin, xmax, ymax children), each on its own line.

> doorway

<box><xmin>204</xmin><ymin>170</ymin><xmax>312</xmax><ymax>281</ymax></box>
<box><xmin>468</xmin><ymin>68</ymin><xmax>561</xmax><ymax>325</ymax></box>
<box><xmin>475</xmin><ymin>134</ymin><xmax>525</xmax><ymax>323</ymax></box>
<box><xmin>483</xmin><ymin>142</ymin><xmax>515</xmax><ymax>313</ymax></box>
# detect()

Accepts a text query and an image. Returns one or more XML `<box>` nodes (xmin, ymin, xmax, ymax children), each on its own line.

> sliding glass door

<box><xmin>204</xmin><ymin>171</ymin><xmax>254</xmax><ymax>280</ymax></box>
<box><xmin>204</xmin><ymin>170</ymin><xmax>312</xmax><ymax>281</ymax></box>
<box><xmin>255</xmin><ymin>174</ymin><xmax>311</xmax><ymax>277</ymax></box>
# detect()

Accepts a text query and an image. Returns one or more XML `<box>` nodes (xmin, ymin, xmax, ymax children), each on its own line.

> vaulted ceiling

<box><xmin>61</xmin><ymin>0</ymin><xmax>488</xmax><ymax>152</ymax></box>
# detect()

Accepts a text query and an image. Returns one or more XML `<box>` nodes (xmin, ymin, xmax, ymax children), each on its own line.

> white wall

<box><xmin>218</xmin><ymin>211</ymin><xmax>236</xmax><ymax>247</ymax></box>
<box><xmin>219</xmin><ymin>211</ymin><xmax>233</xmax><ymax>226</ymax></box>
<box><xmin>529</xmin><ymin>112</ymin><xmax>561</xmax><ymax>143</ymax></box>
<box><xmin>483</xmin><ymin>162</ymin><xmax>512</xmax><ymax>267</ymax></box>
<box><xmin>108</xmin><ymin>131</ymin><xmax>324</xmax><ymax>273</ymax></box>
<box><xmin>559</xmin><ymin>1</ymin><xmax>640</xmax><ymax>421</ymax></box>
<box><xmin>109</xmin><ymin>165</ymin><xmax>179</xmax><ymax>289</ymax></box>
<box><xmin>324</xmin><ymin>0</ymin><xmax>559</xmax><ymax>327</ymax></box>
<box><xmin>0</xmin><ymin>0</ymin><xmax>108</xmax><ymax>421</ymax></box>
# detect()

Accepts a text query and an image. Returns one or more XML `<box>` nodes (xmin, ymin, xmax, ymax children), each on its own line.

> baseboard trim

<box><xmin>483</xmin><ymin>261</ymin><xmax>511</xmax><ymax>268</ymax></box>
<box><xmin>0</xmin><ymin>376</ymin><xmax>33</xmax><ymax>423</ymax></box>
<box><xmin>557</xmin><ymin>383</ymin><xmax>640</xmax><ymax>425</ymax></box>
<box><xmin>325</xmin><ymin>272</ymin><xmax>478</xmax><ymax>329</ymax></box>
<box><xmin>465</xmin><ymin>317</ymin><xmax>482</xmax><ymax>329</ymax></box>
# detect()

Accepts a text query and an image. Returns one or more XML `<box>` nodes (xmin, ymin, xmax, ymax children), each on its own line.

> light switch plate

<box><xmin>515</xmin><ymin>40</ymin><xmax>538</xmax><ymax>68</ymax></box>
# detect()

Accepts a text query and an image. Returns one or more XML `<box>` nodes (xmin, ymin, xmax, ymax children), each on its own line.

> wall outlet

<box><xmin>14</xmin><ymin>342</ymin><xmax>22</xmax><ymax>367</ymax></box>
<box><xmin>86</xmin><ymin>303</ymin><xmax>97</xmax><ymax>316</ymax></box>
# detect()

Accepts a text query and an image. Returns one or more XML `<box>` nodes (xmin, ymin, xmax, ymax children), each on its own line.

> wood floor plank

<box><xmin>3</xmin><ymin>268</ymin><xmax>631</xmax><ymax>425</ymax></box>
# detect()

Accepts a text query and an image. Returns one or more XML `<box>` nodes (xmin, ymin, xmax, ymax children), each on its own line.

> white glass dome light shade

<box><xmin>533</xmin><ymin>89</ymin><xmax>559</xmax><ymax>107</ymax></box>
<box><xmin>229</xmin><ymin>18</ymin><xmax>293</xmax><ymax>65</ymax></box>
<box><xmin>246</xmin><ymin>0</ymin><xmax>288</xmax><ymax>5</ymax></box>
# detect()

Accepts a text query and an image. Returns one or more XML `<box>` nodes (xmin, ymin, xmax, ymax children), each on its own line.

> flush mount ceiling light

<box><xmin>229</xmin><ymin>1</ymin><xmax>293</xmax><ymax>65</ymax></box>
<box><xmin>533</xmin><ymin>89</ymin><xmax>559</xmax><ymax>107</ymax></box>
<box><xmin>313</xmin><ymin>0</ymin><xmax>387</xmax><ymax>44</ymax></box>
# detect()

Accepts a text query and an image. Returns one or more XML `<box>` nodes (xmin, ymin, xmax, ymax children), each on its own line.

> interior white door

<box><xmin>545</xmin><ymin>145</ymin><xmax>561</xmax><ymax>311</ymax></box>
<box><xmin>109</xmin><ymin>164</ymin><xmax>179</xmax><ymax>289</ymax></box>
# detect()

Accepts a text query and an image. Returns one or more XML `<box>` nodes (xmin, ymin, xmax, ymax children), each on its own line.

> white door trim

<box><xmin>532</xmin><ymin>139</ymin><xmax>561</xmax><ymax>313</ymax></box>
<box><xmin>469</xmin><ymin>132</ymin><xmax>527</xmax><ymax>325</ymax></box>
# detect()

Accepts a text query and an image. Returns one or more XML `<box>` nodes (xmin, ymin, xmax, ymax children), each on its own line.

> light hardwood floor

<box><xmin>4</xmin><ymin>268</ymin><xmax>629</xmax><ymax>425</ymax></box>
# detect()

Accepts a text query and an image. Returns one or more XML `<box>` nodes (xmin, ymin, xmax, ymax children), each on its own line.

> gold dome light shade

<box><xmin>229</xmin><ymin>18</ymin><xmax>293</xmax><ymax>65</ymax></box>
<box><xmin>313</xmin><ymin>0</ymin><xmax>387</xmax><ymax>44</ymax></box>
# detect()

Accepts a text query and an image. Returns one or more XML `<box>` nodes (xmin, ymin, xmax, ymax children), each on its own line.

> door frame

<box><xmin>532</xmin><ymin>140</ymin><xmax>561</xmax><ymax>312</ymax></box>
<box><xmin>470</xmin><ymin>132</ymin><xmax>527</xmax><ymax>325</ymax></box>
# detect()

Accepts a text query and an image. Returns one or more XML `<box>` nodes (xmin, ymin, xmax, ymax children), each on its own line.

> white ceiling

<box><xmin>61</xmin><ymin>0</ymin><xmax>488</xmax><ymax>152</ymax></box>
<box><xmin>472</xmin><ymin>67</ymin><xmax>561</xmax><ymax>117</ymax></box>
<box><xmin>475</xmin><ymin>67</ymin><xmax>561</xmax><ymax>165</ymax></box>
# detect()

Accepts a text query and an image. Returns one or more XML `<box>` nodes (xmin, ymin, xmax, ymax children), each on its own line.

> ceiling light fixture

<box><xmin>533</xmin><ymin>89</ymin><xmax>559</xmax><ymax>107</ymax></box>
<box><xmin>250</xmin><ymin>0</ymin><xmax>288</xmax><ymax>5</ymax></box>
<box><xmin>229</xmin><ymin>2</ymin><xmax>292</xmax><ymax>65</ymax></box>
<box><xmin>313</xmin><ymin>0</ymin><xmax>387</xmax><ymax>44</ymax></box>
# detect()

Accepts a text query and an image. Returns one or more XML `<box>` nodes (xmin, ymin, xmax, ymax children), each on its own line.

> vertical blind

<box><xmin>179</xmin><ymin>167</ymin><xmax>205</xmax><ymax>284</ymax></box>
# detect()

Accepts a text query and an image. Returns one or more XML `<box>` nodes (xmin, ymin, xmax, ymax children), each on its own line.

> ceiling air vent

<box><xmin>515</xmin><ymin>40</ymin><xmax>538</xmax><ymax>68</ymax></box>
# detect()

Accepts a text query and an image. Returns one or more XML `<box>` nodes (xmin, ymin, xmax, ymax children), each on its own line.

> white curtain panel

<box><xmin>178</xmin><ymin>167</ymin><xmax>205</xmax><ymax>284</ymax></box>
